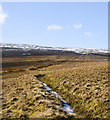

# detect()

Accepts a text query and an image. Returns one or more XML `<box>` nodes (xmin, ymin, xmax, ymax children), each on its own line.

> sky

<box><xmin>1</xmin><ymin>2</ymin><xmax>108</xmax><ymax>49</ymax></box>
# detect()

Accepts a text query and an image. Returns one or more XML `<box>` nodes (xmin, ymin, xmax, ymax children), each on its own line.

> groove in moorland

<box><xmin>34</xmin><ymin>75</ymin><xmax>76</xmax><ymax>117</ymax></box>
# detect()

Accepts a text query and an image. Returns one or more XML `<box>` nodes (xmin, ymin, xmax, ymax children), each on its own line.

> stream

<box><xmin>36</xmin><ymin>78</ymin><xmax>76</xmax><ymax>116</ymax></box>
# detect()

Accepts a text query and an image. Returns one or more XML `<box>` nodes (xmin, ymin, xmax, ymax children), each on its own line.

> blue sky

<box><xmin>1</xmin><ymin>2</ymin><xmax>108</xmax><ymax>48</ymax></box>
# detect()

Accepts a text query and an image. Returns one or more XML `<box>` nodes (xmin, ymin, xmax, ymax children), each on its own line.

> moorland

<box><xmin>1</xmin><ymin>53</ymin><xmax>110</xmax><ymax>119</ymax></box>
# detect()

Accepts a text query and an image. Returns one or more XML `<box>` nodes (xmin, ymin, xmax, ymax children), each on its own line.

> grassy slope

<box><xmin>2</xmin><ymin>55</ymin><xmax>78</xmax><ymax>119</ymax></box>
<box><xmin>2</xmin><ymin>70</ymin><xmax>76</xmax><ymax>119</ymax></box>
<box><xmin>37</xmin><ymin>61</ymin><xmax>109</xmax><ymax>118</ymax></box>
<box><xmin>2</xmin><ymin>55</ymin><xmax>109</xmax><ymax>118</ymax></box>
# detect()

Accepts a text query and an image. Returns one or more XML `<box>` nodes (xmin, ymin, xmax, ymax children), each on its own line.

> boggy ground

<box><xmin>2</xmin><ymin>55</ymin><xmax>109</xmax><ymax>119</ymax></box>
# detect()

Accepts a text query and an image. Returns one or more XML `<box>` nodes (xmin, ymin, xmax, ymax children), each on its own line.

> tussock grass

<box><xmin>37</xmin><ymin>61</ymin><xmax>109</xmax><ymax>118</ymax></box>
<box><xmin>2</xmin><ymin>55</ymin><xmax>109</xmax><ymax>118</ymax></box>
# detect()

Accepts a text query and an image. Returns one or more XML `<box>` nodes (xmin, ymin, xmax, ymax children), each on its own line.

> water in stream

<box><xmin>41</xmin><ymin>81</ymin><xmax>76</xmax><ymax>116</ymax></box>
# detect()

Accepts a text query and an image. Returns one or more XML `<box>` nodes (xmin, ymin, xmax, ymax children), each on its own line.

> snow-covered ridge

<box><xmin>0</xmin><ymin>43</ymin><xmax>109</xmax><ymax>54</ymax></box>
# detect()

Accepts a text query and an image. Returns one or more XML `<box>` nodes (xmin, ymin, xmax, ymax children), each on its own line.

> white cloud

<box><xmin>73</xmin><ymin>23</ymin><xmax>82</xmax><ymax>29</ymax></box>
<box><xmin>0</xmin><ymin>5</ymin><xmax>8</xmax><ymax>24</ymax></box>
<box><xmin>84</xmin><ymin>32</ymin><xmax>92</xmax><ymax>37</ymax></box>
<box><xmin>47</xmin><ymin>25</ymin><xmax>63</xmax><ymax>31</ymax></box>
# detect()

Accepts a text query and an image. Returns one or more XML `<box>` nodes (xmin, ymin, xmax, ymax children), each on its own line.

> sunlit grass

<box><xmin>2</xmin><ymin>55</ymin><xmax>109</xmax><ymax>118</ymax></box>
<box><xmin>38</xmin><ymin>61</ymin><xmax>109</xmax><ymax>118</ymax></box>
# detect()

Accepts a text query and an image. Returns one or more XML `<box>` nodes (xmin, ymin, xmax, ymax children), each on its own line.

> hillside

<box><xmin>0</xmin><ymin>43</ymin><xmax>109</xmax><ymax>57</ymax></box>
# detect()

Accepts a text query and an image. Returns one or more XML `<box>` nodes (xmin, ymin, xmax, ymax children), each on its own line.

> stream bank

<box><xmin>34</xmin><ymin>75</ymin><xmax>76</xmax><ymax>117</ymax></box>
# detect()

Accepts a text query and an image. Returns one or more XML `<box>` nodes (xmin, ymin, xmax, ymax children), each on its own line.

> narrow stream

<box><xmin>37</xmin><ymin>79</ymin><xmax>76</xmax><ymax>116</ymax></box>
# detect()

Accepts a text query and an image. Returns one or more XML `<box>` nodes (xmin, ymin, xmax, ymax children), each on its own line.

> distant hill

<box><xmin>0</xmin><ymin>43</ymin><xmax>109</xmax><ymax>57</ymax></box>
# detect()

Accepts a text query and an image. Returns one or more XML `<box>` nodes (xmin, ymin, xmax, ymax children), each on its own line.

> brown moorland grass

<box><xmin>2</xmin><ymin>55</ymin><xmax>109</xmax><ymax>119</ymax></box>
<box><xmin>2</xmin><ymin>55</ymin><xmax>75</xmax><ymax>71</ymax></box>
<box><xmin>2</xmin><ymin>54</ymin><xmax>108</xmax><ymax>70</ymax></box>
<box><xmin>2</xmin><ymin>70</ymin><xmax>76</xmax><ymax>119</ymax></box>
<box><xmin>2</xmin><ymin>55</ymin><xmax>78</xmax><ymax>119</ymax></box>
<box><xmin>37</xmin><ymin>61</ymin><xmax>109</xmax><ymax>118</ymax></box>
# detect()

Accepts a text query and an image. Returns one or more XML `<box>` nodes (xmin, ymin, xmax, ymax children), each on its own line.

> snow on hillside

<box><xmin>0</xmin><ymin>43</ymin><xmax>109</xmax><ymax>54</ymax></box>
